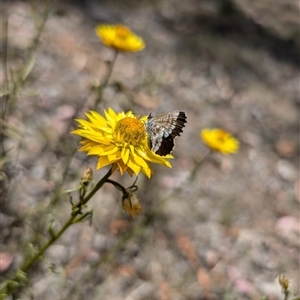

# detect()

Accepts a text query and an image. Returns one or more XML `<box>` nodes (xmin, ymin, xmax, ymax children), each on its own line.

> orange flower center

<box><xmin>216</xmin><ymin>130</ymin><xmax>227</xmax><ymax>142</ymax></box>
<box><xmin>113</xmin><ymin>117</ymin><xmax>145</xmax><ymax>146</ymax></box>
<box><xmin>115</xmin><ymin>25</ymin><xmax>131</xmax><ymax>37</ymax></box>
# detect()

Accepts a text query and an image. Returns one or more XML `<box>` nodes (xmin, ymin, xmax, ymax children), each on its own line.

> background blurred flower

<box><xmin>201</xmin><ymin>128</ymin><xmax>239</xmax><ymax>154</ymax></box>
<box><xmin>95</xmin><ymin>24</ymin><xmax>145</xmax><ymax>52</ymax></box>
<box><xmin>72</xmin><ymin>108</ymin><xmax>172</xmax><ymax>178</ymax></box>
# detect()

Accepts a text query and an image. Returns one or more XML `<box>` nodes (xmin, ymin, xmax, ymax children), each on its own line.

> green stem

<box><xmin>48</xmin><ymin>147</ymin><xmax>78</xmax><ymax>206</ymax></box>
<box><xmin>3</xmin><ymin>167</ymin><xmax>113</xmax><ymax>296</ymax></box>
<box><xmin>9</xmin><ymin>1</ymin><xmax>51</xmax><ymax>106</ymax></box>
<box><xmin>106</xmin><ymin>178</ymin><xmax>127</xmax><ymax>194</ymax></box>
<box><xmin>25</xmin><ymin>167</ymin><xmax>112</xmax><ymax>270</ymax></box>
<box><xmin>81</xmin><ymin>167</ymin><xmax>113</xmax><ymax>205</ymax></box>
<box><xmin>93</xmin><ymin>49</ymin><xmax>118</xmax><ymax>110</ymax></box>
<box><xmin>1</xmin><ymin>2</ymin><xmax>51</xmax><ymax>159</ymax></box>
<box><xmin>1</xmin><ymin>12</ymin><xmax>9</xmax><ymax>121</ymax></box>
<box><xmin>21</xmin><ymin>215</ymin><xmax>75</xmax><ymax>273</ymax></box>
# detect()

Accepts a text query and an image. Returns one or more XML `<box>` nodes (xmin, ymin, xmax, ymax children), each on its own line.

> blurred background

<box><xmin>1</xmin><ymin>0</ymin><xmax>299</xmax><ymax>299</ymax></box>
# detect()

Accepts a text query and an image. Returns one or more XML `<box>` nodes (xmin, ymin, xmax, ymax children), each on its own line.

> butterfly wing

<box><xmin>146</xmin><ymin>111</ymin><xmax>187</xmax><ymax>156</ymax></box>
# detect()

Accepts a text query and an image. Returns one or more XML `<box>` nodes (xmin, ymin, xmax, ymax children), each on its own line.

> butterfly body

<box><xmin>145</xmin><ymin>110</ymin><xmax>187</xmax><ymax>156</ymax></box>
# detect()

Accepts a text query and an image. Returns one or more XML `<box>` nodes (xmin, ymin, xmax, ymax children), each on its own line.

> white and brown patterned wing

<box><xmin>145</xmin><ymin>110</ymin><xmax>187</xmax><ymax>156</ymax></box>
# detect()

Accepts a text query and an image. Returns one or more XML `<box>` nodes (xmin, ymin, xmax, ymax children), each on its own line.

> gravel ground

<box><xmin>1</xmin><ymin>1</ymin><xmax>299</xmax><ymax>299</ymax></box>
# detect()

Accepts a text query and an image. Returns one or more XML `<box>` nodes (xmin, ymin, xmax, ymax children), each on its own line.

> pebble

<box><xmin>275</xmin><ymin>139</ymin><xmax>297</xmax><ymax>158</ymax></box>
<box><xmin>0</xmin><ymin>252</ymin><xmax>14</xmax><ymax>273</ymax></box>
<box><xmin>276</xmin><ymin>159</ymin><xmax>298</xmax><ymax>182</ymax></box>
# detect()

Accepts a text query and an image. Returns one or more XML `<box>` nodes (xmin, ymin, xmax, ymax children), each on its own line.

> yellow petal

<box><xmin>96</xmin><ymin>156</ymin><xmax>111</xmax><ymax>169</ymax></box>
<box><xmin>107</xmin><ymin>151</ymin><xmax>121</xmax><ymax>162</ymax></box>
<box><xmin>101</xmin><ymin>144</ymin><xmax>118</xmax><ymax>155</ymax></box>
<box><xmin>104</xmin><ymin>108</ymin><xmax>115</xmax><ymax>127</ymax></box>
<box><xmin>141</xmin><ymin>165</ymin><xmax>152</xmax><ymax>178</ymax></box>
<box><xmin>132</xmin><ymin>152</ymin><xmax>149</xmax><ymax>169</ymax></box>
<box><xmin>126</xmin><ymin>168</ymin><xmax>134</xmax><ymax>177</ymax></box>
<box><xmin>88</xmin><ymin>111</ymin><xmax>107</xmax><ymax>126</ymax></box>
<box><xmin>87</xmin><ymin>145</ymin><xmax>103</xmax><ymax>155</ymax></box>
<box><xmin>117</xmin><ymin>160</ymin><xmax>128</xmax><ymax>175</ymax></box>
<box><xmin>127</xmin><ymin>156</ymin><xmax>141</xmax><ymax>175</ymax></box>
<box><xmin>121</xmin><ymin>147</ymin><xmax>130</xmax><ymax>165</ymax></box>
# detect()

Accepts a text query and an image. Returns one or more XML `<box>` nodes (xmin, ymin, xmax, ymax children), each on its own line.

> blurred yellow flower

<box><xmin>201</xmin><ymin>128</ymin><xmax>239</xmax><ymax>154</ymax></box>
<box><xmin>95</xmin><ymin>24</ymin><xmax>145</xmax><ymax>52</ymax></box>
<box><xmin>122</xmin><ymin>192</ymin><xmax>142</xmax><ymax>218</ymax></box>
<box><xmin>72</xmin><ymin>108</ymin><xmax>172</xmax><ymax>178</ymax></box>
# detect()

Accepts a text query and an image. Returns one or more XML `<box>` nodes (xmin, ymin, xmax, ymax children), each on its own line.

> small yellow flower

<box><xmin>201</xmin><ymin>128</ymin><xmax>239</xmax><ymax>154</ymax></box>
<box><xmin>95</xmin><ymin>24</ymin><xmax>145</xmax><ymax>52</ymax></box>
<box><xmin>122</xmin><ymin>192</ymin><xmax>142</xmax><ymax>218</ymax></box>
<box><xmin>72</xmin><ymin>108</ymin><xmax>172</xmax><ymax>178</ymax></box>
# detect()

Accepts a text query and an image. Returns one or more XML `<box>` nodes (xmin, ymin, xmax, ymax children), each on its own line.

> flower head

<box><xmin>201</xmin><ymin>128</ymin><xmax>239</xmax><ymax>154</ymax></box>
<box><xmin>72</xmin><ymin>108</ymin><xmax>172</xmax><ymax>178</ymax></box>
<box><xmin>122</xmin><ymin>192</ymin><xmax>142</xmax><ymax>218</ymax></box>
<box><xmin>95</xmin><ymin>24</ymin><xmax>145</xmax><ymax>52</ymax></box>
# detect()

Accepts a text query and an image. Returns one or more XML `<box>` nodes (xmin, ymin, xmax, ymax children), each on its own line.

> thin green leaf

<box><xmin>21</xmin><ymin>54</ymin><xmax>35</xmax><ymax>81</ymax></box>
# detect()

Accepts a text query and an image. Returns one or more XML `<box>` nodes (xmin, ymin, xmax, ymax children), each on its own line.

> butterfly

<box><xmin>145</xmin><ymin>110</ymin><xmax>187</xmax><ymax>156</ymax></box>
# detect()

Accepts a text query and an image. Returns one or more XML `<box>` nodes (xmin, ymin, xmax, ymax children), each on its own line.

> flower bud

<box><xmin>279</xmin><ymin>274</ymin><xmax>289</xmax><ymax>291</ymax></box>
<box><xmin>81</xmin><ymin>167</ymin><xmax>93</xmax><ymax>186</ymax></box>
<box><xmin>122</xmin><ymin>192</ymin><xmax>142</xmax><ymax>218</ymax></box>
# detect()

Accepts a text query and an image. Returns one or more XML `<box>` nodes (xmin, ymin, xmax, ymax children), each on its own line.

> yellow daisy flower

<box><xmin>95</xmin><ymin>24</ymin><xmax>145</xmax><ymax>52</ymax></box>
<box><xmin>72</xmin><ymin>108</ymin><xmax>172</xmax><ymax>178</ymax></box>
<box><xmin>201</xmin><ymin>128</ymin><xmax>239</xmax><ymax>154</ymax></box>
